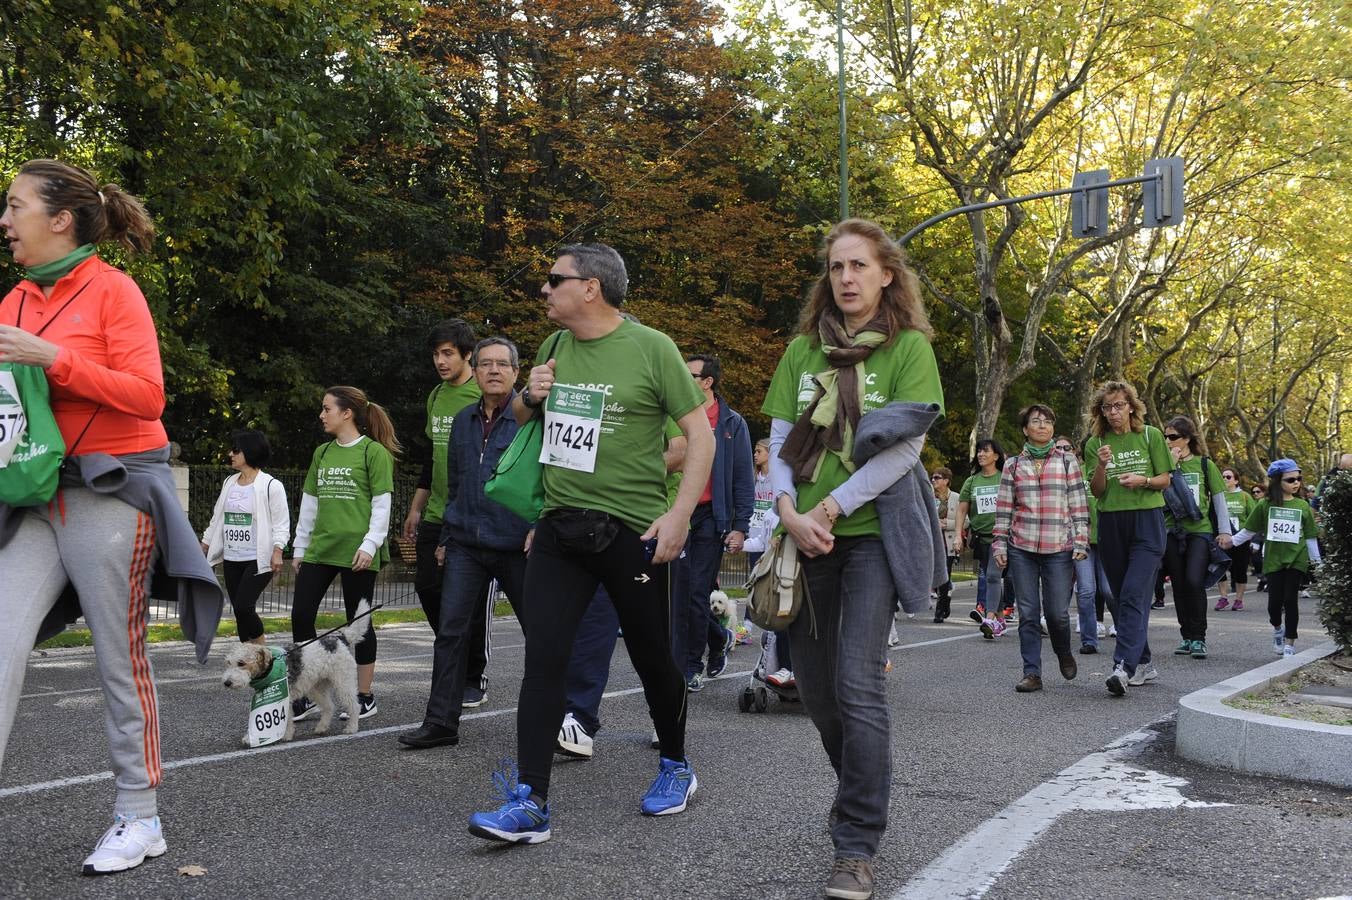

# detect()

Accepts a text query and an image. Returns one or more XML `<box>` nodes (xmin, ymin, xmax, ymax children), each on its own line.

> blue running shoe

<box><xmin>467</xmin><ymin>763</ymin><xmax>551</xmax><ymax>844</ymax></box>
<box><xmin>641</xmin><ymin>757</ymin><xmax>698</xmax><ymax>816</ymax></box>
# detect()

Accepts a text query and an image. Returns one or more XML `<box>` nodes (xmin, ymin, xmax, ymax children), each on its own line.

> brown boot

<box><xmin>1058</xmin><ymin>653</ymin><xmax>1078</xmax><ymax>680</ymax></box>
<box><xmin>1015</xmin><ymin>674</ymin><xmax>1043</xmax><ymax>692</ymax></box>
<box><xmin>825</xmin><ymin>856</ymin><xmax>874</xmax><ymax>899</ymax></box>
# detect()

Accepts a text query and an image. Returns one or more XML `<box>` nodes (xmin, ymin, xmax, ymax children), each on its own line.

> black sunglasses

<box><xmin>1164</xmin><ymin>432</ymin><xmax>1183</xmax><ymax>441</ymax></box>
<box><xmin>1054</xmin><ymin>444</ymin><xmax>1073</xmax><ymax>451</ymax></box>
<box><xmin>546</xmin><ymin>273</ymin><xmax>592</xmax><ymax>288</ymax></box>
<box><xmin>1282</xmin><ymin>475</ymin><xmax>1302</xmax><ymax>484</ymax></box>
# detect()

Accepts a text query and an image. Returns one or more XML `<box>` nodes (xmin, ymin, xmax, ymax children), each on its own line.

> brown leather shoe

<box><xmin>1015</xmin><ymin>674</ymin><xmax>1043</xmax><ymax>692</ymax></box>
<box><xmin>1058</xmin><ymin>653</ymin><xmax>1078</xmax><ymax>680</ymax></box>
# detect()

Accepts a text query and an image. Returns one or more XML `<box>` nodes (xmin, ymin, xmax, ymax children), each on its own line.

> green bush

<box><xmin>1315</xmin><ymin>471</ymin><xmax>1352</xmax><ymax>655</ymax></box>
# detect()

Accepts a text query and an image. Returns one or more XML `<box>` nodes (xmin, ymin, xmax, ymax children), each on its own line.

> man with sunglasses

<box><xmin>681</xmin><ymin>353</ymin><xmax>754</xmax><ymax>690</ymax></box>
<box><xmin>468</xmin><ymin>243</ymin><xmax>713</xmax><ymax>844</ymax></box>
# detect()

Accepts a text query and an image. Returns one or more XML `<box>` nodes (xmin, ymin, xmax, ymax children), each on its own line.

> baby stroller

<box><xmin>738</xmin><ymin>630</ymin><xmax>800</xmax><ymax>713</ymax></box>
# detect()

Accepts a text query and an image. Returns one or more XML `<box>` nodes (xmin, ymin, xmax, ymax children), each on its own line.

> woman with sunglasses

<box><xmin>1159</xmin><ymin>417</ymin><xmax>1232</xmax><ymax>660</ymax></box>
<box><xmin>1232</xmin><ymin>459</ymin><xmax>1321</xmax><ymax>656</ymax></box>
<box><xmin>1083</xmin><ymin>380</ymin><xmax>1172</xmax><ymax>696</ymax></box>
<box><xmin>201</xmin><ymin>430</ymin><xmax>291</xmax><ymax>644</ymax></box>
<box><xmin>955</xmin><ymin>439</ymin><xmax>1014</xmax><ymax>635</ymax></box>
<box><xmin>1216</xmin><ymin>467</ymin><xmax>1256</xmax><ymax>611</ymax></box>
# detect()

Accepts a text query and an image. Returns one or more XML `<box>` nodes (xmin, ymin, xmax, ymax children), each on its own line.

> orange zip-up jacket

<box><xmin>0</xmin><ymin>255</ymin><xmax>167</xmax><ymax>455</ymax></box>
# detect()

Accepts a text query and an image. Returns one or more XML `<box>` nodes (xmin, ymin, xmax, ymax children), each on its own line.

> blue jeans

<box><xmin>1007</xmin><ymin>547</ymin><xmax>1074</xmax><ymax>676</ymax></box>
<box><xmin>425</xmin><ymin>542</ymin><xmax>526</xmax><ymax>729</ymax></box>
<box><xmin>972</xmin><ymin>536</ymin><xmax>1009</xmax><ymax>613</ymax></box>
<box><xmin>1073</xmin><ymin>549</ymin><xmax>1099</xmax><ymax>648</ymax></box>
<box><xmin>684</xmin><ymin>504</ymin><xmax>724</xmax><ymax>678</ymax></box>
<box><xmin>1097</xmin><ymin>508</ymin><xmax>1165</xmax><ymax>675</ymax></box>
<box><xmin>562</xmin><ymin>587</ymin><xmax>618</xmax><ymax>736</ymax></box>
<box><xmin>790</xmin><ymin>536</ymin><xmax>895</xmax><ymax>859</ymax></box>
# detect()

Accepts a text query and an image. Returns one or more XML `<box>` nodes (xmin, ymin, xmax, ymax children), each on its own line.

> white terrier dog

<box><xmin>222</xmin><ymin>600</ymin><xmax>373</xmax><ymax>741</ymax></box>
<box><xmin>709</xmin><ymin>589</ymin><xmax>736</xmax><ymax>631</ymax></box>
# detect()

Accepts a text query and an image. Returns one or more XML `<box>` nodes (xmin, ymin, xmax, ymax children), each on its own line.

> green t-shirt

<box><xmin>1164</xmin><ymin>456</ymin><xmax>1227</xmax><ymax>535</ymax></box>
<box><xmin>1243</xmin><ymin>497</ymin><xmax>1318</xmax><ymax>574</ymax></box>
<box><xmin>424</xmin><ymin>379</ymin><xmax>482</xmax><ymax>524</ymax></box>
<box><xmin>958</xmin><ymin>472</ymin><xmax>1003</xmax><ymax>539</ymax></box>
<box><xmin>302</xmin><ymin>436</ymin><xmax>395</xmax><ymax>570</ymax></box>
<box><xmin>762</xmin><ymin>330</ymin><xmax>944</xmax><ymax>538</ymax></box>
<box><xmin>535</xmin><ymin>320</ymin><xmax>705</xmax><ymax>534</ymax></box>
<box><xmin>1083</xmin><ymin>425</ymin><xmax>1171</xmax><ymax>513</ymax></box>
<box><xmin>664</xmin><ymin>417</ymin><xmax>683</xmax><ymax>511</ymax></box>
<box><xmin>1223</xmin><ymin>488</ymin><xmax>1256</xmax><ymax>532</ymax></box>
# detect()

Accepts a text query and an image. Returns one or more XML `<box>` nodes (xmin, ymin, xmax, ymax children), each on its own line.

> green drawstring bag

<box><xmin>0</xmin><ymin>363</ymin><xmax>66</xmax><ymax>507</ymax></box>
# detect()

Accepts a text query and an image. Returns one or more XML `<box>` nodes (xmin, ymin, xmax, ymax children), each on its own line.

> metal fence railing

<box><xmin>167</xmin><ymin>466</ymin><xmax>756</xmax><ymax>623</ymax></box>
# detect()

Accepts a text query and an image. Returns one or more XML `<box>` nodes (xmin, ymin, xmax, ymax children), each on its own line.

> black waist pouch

<box><xmin>545</xmin><ymin>508</ymin><xmax>620</xmax><ymax>555</ymax></box>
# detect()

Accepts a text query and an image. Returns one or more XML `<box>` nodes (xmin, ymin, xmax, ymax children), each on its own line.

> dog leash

<box><xmin>292</xmin><ymin>601</ymin><xmax>385</xmax><ymax>650</ymax></box>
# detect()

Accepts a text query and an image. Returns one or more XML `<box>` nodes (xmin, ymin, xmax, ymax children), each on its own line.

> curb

<box><xmin>1176</xmin><ymin>640</ymin><xmax>1352</xmax><ymax>788</ymax></box>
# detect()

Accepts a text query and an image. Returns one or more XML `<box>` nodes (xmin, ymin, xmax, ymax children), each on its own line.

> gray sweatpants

<box><xmin>0</xmin><ymin>488</ymin><xmax>162</xmax><ymax>818</ymax></box>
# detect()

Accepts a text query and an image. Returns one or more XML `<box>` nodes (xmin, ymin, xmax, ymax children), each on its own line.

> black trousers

<box><xmin>291</xmin><ymin>562</ymin><xmax>378</xmax><ymax>665</ymax></box>
<box><xmin>516</xmin><ymin>516</ymin><xmax>686</xmax><ymax>800</ymax></box>
<box><xmin>1163</xmin><ymin>532</ymin><xmax>1211</xmax><ymax>641</ymax></box>
<box><xmin>222</xmin><ymin>559</ymin><xmax>273</xmax><ymax>642</ymax></box>
<box><xmin>1267</xmin><ymin>567</ymin><xmax>1302</xmax><ymax>640</ymax></box>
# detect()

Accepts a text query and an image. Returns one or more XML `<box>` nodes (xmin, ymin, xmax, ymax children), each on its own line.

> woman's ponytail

<box><xmin>16</xmin><ymin>160</ymin><xmax>155</xmax><ymax>255</ymax></box>
<box><xmin>97</xmin><ymin>183</ymin><xmax>155</xmax><ymax>254</ymax></box>
<box><xmin>364</xmin><ymin>402</ymin><xmax>402</xmax><ymax>458</ymax></box>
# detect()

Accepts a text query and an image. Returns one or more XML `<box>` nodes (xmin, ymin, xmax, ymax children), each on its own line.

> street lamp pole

<box><xmin>836</xmin><ymin>0</ymin><xmax>848</xmax><ymax>220</ymax></box>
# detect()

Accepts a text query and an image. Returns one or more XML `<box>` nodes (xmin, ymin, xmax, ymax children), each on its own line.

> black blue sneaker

<box><xmin>640</xmin><ymin>757</ymin><xmax>698</xmax><ymax>816</ymax></box>
<box><xmin>467</xmin><ymin>763</ymin><xmax>551</xmax><ymax>844</ymax></box>
<box><xmin>291</xmin><ymin>697</ymin><xmax>316</xmax><ymax>721</ymax></box>
<box><xmin>706</xmin><ymin>656</ymin><xmax>727</xmax><ymax>678</ymax></box>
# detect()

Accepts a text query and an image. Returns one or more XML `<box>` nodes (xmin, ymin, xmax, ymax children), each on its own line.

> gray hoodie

<box><xmin>852</xmin><ymin>402</ymin><xmax>948</xmax><ymax>614</ymax></box>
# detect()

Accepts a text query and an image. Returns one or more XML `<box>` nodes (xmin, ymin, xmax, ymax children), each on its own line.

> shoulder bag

<box><xmin>484</xmin><ymin>332</ymin><xmax>564</xmax><ymax>522</ymax></box>
<box><xmin>745</xmin><ymin>533</ymin><xmax>809</xmax><ymax>632</ymax></box>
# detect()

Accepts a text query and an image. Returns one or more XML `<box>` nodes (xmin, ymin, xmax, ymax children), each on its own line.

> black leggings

<box><xmin>222</xmin><ymin>559</ymin><xmax>273</xmax><ymax>642</ymax></box>
<box><xmin>1266</xmin><ymin>567</ymin><xmax>1302</xmax><ymax>641</ymax></box>
<box><xmin>1225</xmin><ymin>542</ymin><xmax>1251</xmax><ymax>589</ymax></box>
<box><xmin>517</xmin><ymin>516</ymin><xmax>686</xmax><ymax>801</ymax></box>
<box><xmin>291</xmin><ymin>562</ymin><xmax>378</xmax><ymax>665</ymax></box>
<box><xmin>1163</xmin><ymin>532</ymin><xmax>1211</xmax><ymax>641</ymax></box>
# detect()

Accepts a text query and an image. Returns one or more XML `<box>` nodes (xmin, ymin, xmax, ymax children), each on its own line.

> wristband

<box><xmin>819</xmin><ymin>500</ymin><xmax>838</xmax><ymax>523</ymax></box>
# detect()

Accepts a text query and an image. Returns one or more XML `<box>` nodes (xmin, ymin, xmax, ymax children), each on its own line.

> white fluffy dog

<box><xmin>222</xmin><ymin>600</ymin><xmax>373</xmax><ymax>741</ymax></box>
<box><xmin>709</xmin><ymin>589</ymin><xmax>736</xmax><ymax>630</ymax></box>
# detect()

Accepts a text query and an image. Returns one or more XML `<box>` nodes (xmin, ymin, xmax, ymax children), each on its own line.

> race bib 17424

<box><xmin>541</xmin><ymin>385</ymin><xmax>605</xmax><ymax>473</ymax></box>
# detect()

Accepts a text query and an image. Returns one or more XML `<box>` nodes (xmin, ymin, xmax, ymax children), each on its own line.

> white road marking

<box><xmin>2</xmin><ymin>629</ymin><xmax>968</xmax><ymax>798</ymax></box>
<box><xmin>893</xmin><ymin>721</ymin><xmax>1227</xmax><ymax>899</ymax></box>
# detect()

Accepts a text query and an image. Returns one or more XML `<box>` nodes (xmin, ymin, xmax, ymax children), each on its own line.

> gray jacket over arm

<box><xmin>852</xmin><ymin>402</ymin><xmax>948</xmax><ymax>614</ymax></box>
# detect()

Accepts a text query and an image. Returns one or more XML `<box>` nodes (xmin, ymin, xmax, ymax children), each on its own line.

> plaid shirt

<box><xmin>991</xmin><ymin>450</ymin><xmax>1090</xmax><ymax>558</ymax></box>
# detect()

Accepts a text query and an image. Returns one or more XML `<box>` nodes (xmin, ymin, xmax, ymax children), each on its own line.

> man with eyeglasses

<box><xmin>467</xmin><ymin>242</ymin><xmax>713</xmax><ymax>844</ymax></box>
<box><xmin>681</xmin><ymin>353</ymin><xmax>754</xmax><ymax>690</ymax></box>
<box><xmin>399</xmin><ymin>337</ymin><xmax>529</xmax><ymax>750</ymax></box>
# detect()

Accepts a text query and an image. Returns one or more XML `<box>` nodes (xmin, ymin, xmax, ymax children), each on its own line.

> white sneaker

<box><xmin>1300</xmin><ymin>590</ymin><xmax>1311</xmax><ymax>599</ymax></box>
<box><xmin>1128</xmin><ymin>663</ymin><xmax>1159</xmax><ymax>686</ymax></box>
<box><xmin>1073</xmin><ymin>618</ymin><xmax>1080</xmax><ymax>634</ymax></box>
<box><xmin>556</xmin><ymin>713</ymin><xmax>594</xmax><ymax>759</ymax></box>
<box><xmin>1283</xmin><ymin>644</ymin><xmax>1296</xmax><ymax>657</ymax></box>
<box><xmin>766</xmin><ymin>668</ymin><xmax>795</xmax><ymax>688</ymax></box>
<box><xmin>1106</xmin><ymin>664</ymin><xmax>1128</xmax><ymax>696</ymax></box>
<box><xmin>1096</xmin><ymin>623</ymin><xmax>1106</xmax><ymax>639</ymax></box>
<box><xmin>1107</xmin><ymin>624</ymin><xmax>1117</xmax><ymax>638</ymax></box>
<box><xmin>82</xmin><ymin>815</ymin><xmax>166</xmax><ymax>875</ymax></box>
<box><xmin>887</xmin><ymin>623</ymin><xmax>900</xmax><ymax>648</ymax></box>
<box><xmin>1273</xmin><ymin>626</ymin><xmax>1285</xmax><ymax>655</ymax></box>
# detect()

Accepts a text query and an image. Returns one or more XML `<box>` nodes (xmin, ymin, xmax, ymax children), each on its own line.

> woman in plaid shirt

<box><xmin>992</xmin><ymin>404</ymin><xmax>1090</xmax><ymax>693</ymax></box>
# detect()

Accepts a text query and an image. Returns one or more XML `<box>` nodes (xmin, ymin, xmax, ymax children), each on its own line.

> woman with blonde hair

<box><xmin>291</xmin><ymin>385</ymin><xmax>401</xmax><ymax>720</ymax></box>
<box><xmin>763</xmin><ymin>218</ymin><xmax>944</xmax><ymax>899</ymax></box>
<box><xmin>1083</xmin><ymin>380</ymin><xmax>1171</xmax><ymax>696</ymax></box>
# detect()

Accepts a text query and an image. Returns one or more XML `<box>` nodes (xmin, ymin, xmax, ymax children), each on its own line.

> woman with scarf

<box><xmin>0</xmin><ymin>159</ymin><xmax>222</xmax><ymax>875</ymax></box>
<box><xmin>763</xmin><ymin>218</ymin><xmax>943</xmax><ymax>900</ymax></box>
<box><xmin>990</xmin><ymin>406</ymin><xmax>1090</xmax><ymax>692</ymax></box>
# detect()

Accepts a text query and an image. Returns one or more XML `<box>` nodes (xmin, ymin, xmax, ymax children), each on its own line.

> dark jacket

<box><xmin>439</xmin><ymin>391</ymin><xmax>532</xmax><ymax>552</ymax></box>
<box><xmin>707</xmin><ymin>395</ymin><xmax>755</xmax><ymax>535</ymax></box>
<box><xmin>0</xmin><ymin>446</ymin><xmax>225</xmax><ymax>663</ymax></box>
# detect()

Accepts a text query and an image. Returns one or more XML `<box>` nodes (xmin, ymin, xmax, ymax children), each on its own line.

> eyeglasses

<box><xmin>1282</xmin><ymin>476</ymin><xmax>1303</xmax><ymax>484</ymax></box>
<box><xmin>475</xmin><ymin>360</ymin><xmax>516</xmax><ymax>370</ymax></box>
<box><xmin>930</xmin><ymin>474</ymin><xmax>947</xmax><ymax>481</ymax></box>
<box><xmin>546</xmin><ymin>272</ymin><xmax>592</xmax><ymax>288</ymax></box>
<box><xmin>1223</xmin><ymin>473</ymin><xmax>1236</xmax><ymax>479</ymax></box>
<box><xmin>1100</xmin><ymin>401</ymin><xmax>1129</xmax><ymax>413</ymax></box>
<box><xmin>1054</xmin><ymin>444</ymin><xmax>1073</xmax><ymax>452</ymax></box>
<box><xmin>1164</xmin><ymin>433</ymin><xmax>1183</xmax><ymax>441</ymax></box>
<box><xmin>1026</xmin><ymin>417</ymin><xmax>1054</xmax><ymax>426</ymax></box>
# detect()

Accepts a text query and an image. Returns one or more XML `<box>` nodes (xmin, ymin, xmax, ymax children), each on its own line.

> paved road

<box><xmin>2</xmin><ymin>582</ymin><xmax>1349</xmax><ymax>899</ymax></box>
